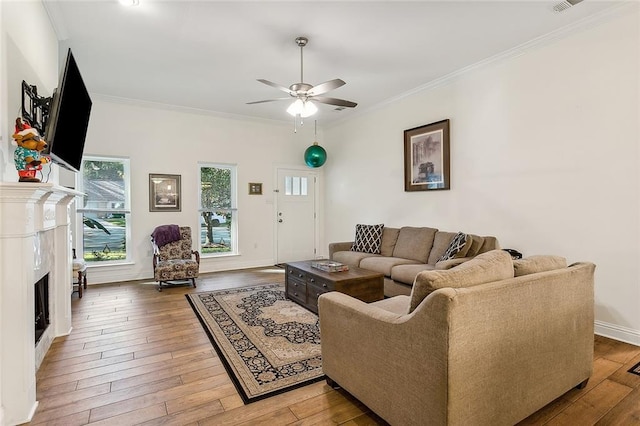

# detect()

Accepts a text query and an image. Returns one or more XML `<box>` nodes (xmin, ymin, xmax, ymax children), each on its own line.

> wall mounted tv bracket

<box><xmin>21</xmin><ymin>81</ymin><xmax>52</xmax><ymax>136</ymax></box>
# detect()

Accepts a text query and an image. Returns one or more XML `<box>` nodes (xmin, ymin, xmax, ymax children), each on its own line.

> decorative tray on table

<box><xmin>310</xmin><ymin>260</ymin><xmax>349</xmax><ymax>273</ymax></box>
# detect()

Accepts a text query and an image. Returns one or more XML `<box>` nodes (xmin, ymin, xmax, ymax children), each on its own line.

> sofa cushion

<box><xmin>392</xmin><ymin>227</ymin><xmax>438</xmax><ymax>263</ymax></box>
<box><xmin>434</xmin><ymin>257</ymin><xmax>469</xmax><ymax>270</ymax></box>
<box><xmin>360</xmin><ymin>256</ymin><xmax>421</xmax><ymax>277</ymax></box>
<box><xmin>333</xmin><ymin>251</ymin><xmax>380</xmax><ymax>268</ymax></box>
<box><xmin>409</xmin><ymin>249</ymin><xmax>514</xmax><ymax>313</ymax></box>
<box><xmin>390</xmin><ymin>263</ymin><xmax>436</xmax><ymax>285</ymax></box>
<box><xmin>438</xmin><ymin>232</ymin><xmax>470</xmax><ymax>261</ymax></box>
<box><xmin>380</xmin><ymin>227</ymin><xmax>400</xmax><ymax>257</ymax></box>
<box><xmin>465</xmin><ymin>234</ymin><xmax>485</xmax><ymax>257</ymax></box>
<box><xmin>370</xmin><ymin>295</ymin><xmax>411</xmax><ymax>315</ymax></box>
<box><xmin>513</xmin><ymin>255</ymin><xmax>567</xmax><ymax>277</ymax></box>
<box><xmin>351</xmin><ymin>224</ymin><xmax>384</xmax><ymax>254</ymax></box>
<box><xmin>478</xmin><ymin>236</ymin><xmax>500</xmax><ymax>253</ymax></box>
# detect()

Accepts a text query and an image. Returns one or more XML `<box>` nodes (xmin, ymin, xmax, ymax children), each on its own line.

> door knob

<box><xmin>278</xmin><ymin>219</ymin><xmax>283</xmax><ymax>223</ymax></box>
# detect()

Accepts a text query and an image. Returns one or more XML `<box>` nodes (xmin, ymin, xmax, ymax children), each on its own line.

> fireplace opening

<box><xmin>35</xmin><ymin>273</ymin><xmax>50</xmax><ymax>345</ymax></box>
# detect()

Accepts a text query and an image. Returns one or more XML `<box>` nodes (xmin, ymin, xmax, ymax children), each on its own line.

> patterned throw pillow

<box><xmin>351</xmin><ymin>224</ymin><xmax>384</xmax><ymax>254</ymax></box>
<box><xmin>438</xmin><ymin>232</ymin><xmax>469</xmax><ymax>262</ymax></box>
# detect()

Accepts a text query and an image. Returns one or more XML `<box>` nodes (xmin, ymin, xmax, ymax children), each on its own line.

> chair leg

<box><xmin>77</xmin><ymin>271</ymin><xmax>83</xmax><ymax>299</ymax></box>
<box><xmin>192</xmin><ymin>278</ymin><xmax>197</xmax><ymax>288</ymax></box>
<box><xmin>83</xmin><ymin>272</ymin><xmax>87</xmax><ymax>289</ymax></box>
<box><xmin>157</xmin><ymin>282</ymin><xmax>163</xmax><ymax>292</ymax></box>
<box><xmin>326</xmin><ymin>377</ymin><xmax>340</xmax><ymax>389</ymax></box>
<box><xmin>576</xmin><ymin>378</ymin><xmax>589</xmax><ymax>389</ymax></box>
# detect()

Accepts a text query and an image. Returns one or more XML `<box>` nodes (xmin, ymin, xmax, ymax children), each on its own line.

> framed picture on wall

<box><xmin>149</xmin><ymin>174</ymin><xmax>181</xmax><ymax>212</ymax></box>
<box><xmin>404</xmin><ymin>119</ymin><xmax>450</xmax><ymax>192</ymax></box>
<box><xmin>248</xmin><ymin>182</ymin><xmax>263</xmax><ymax>195</ymax></box>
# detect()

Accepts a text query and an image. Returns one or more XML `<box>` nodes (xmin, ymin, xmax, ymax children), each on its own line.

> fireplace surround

<box><xmin>0</xmin><ymin>182</ymin><xmax>81</xmax><ymax>425</ymax></box>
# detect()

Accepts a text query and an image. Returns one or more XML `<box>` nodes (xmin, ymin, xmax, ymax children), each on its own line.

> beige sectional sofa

<box><xmin>329</xmin><ymin>226</ymin><xmax>500</xmax><ymax>297</ymax></box>
<box><xmin>319</xmin><ymin>250</ymin><xmax>595</xmax><ymax>426</ymax></box>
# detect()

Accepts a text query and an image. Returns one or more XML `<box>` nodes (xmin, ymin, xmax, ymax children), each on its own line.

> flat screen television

<box><xmin>44</xmin><ymin>49</ymin><xmax>92</xmax><ymax>172</ymax></box>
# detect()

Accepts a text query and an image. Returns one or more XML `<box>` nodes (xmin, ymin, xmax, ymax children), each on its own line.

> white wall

<box><xmin>323</xmin><ymin>6</ymin><xmax>640</xmax><ymax>345</ymax></box>
<box><xmin>1</xmin><ymin>2</ymin><xmax>59</xmax><ymax>423</ymax></box>
<box><xmin>83</xmin><ymin>98</ymin><xmax>319</xmax><ymax>284</ymax></box>
<box><xmin>1</xmin><ymin>0</ymin><xmax>59</xmax><ymax>183</ymax></box>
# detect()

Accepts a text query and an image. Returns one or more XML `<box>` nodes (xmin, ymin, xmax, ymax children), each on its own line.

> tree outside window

<box><xmin>199</xmin><ymin>164</ymin><xmax>237</xmax><ymax>255</ymax></box>
<box><xmin>78</xmin><ymin>157</ymin><xmax>131</xmax><ymax>262</ymax></box>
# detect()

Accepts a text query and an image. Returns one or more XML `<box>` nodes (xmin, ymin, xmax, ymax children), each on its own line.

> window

<box><xmin>77</xmin><ymin>156</ymin><xmax>131</xmax><ymax>263</ymax></box>
<box><xmin>199</xmin><ymin>163</ymin><xmax>237</xmax><ymax>256</ymax></box>
<box><xmin>284</xmin><ymin>175</ymin><xmax>308</xmax><ymax>196</ymax></box>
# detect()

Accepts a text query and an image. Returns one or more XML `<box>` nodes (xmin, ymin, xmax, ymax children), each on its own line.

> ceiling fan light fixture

<box><xmin>287</xmin><ymin>99</ymin><xmax>317</xmax><ymax>118</ymax></box>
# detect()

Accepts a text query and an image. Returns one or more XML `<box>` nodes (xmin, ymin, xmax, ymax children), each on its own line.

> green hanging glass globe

<box><xmin>304</xmin><ymin>143</ymin><xmax>327</xmax><ymax>168</ymax></box>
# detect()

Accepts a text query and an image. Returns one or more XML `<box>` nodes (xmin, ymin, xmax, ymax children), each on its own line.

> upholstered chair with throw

<box><xmin>151</xmin><ymin>225</ymin><xmax>200</xmax><ymax>291</ymax></box>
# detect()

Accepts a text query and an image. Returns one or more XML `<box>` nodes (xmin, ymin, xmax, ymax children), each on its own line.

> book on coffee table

<box><xmin>310</xmin><ymin>260</ymin><xmax>349</xmax><ymax>272</ymax></box>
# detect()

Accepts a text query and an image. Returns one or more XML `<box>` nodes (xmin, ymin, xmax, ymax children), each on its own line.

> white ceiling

<box><xmin>43</xmin><ymin>0</ymin><xmax>621</xmax><ymax>125</ymax></box>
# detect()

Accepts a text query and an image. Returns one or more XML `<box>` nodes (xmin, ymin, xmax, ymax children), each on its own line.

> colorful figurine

<box><xmin>12</xmin><ymin>117</ymin><xmax>49</xmax><ymax>182</ymax></box>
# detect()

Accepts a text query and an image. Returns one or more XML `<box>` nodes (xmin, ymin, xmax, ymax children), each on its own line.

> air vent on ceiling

<box><xmin>552</xmin><ymin>0</ymin><xmax>583</xmax><ymax>13</ymax></box>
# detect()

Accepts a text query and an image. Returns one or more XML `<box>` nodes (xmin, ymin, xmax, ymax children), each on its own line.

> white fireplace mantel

<box><xmin>0</xmin><ymin>182</ymin><xmax>83</xmax><ymax>425</ymax></box>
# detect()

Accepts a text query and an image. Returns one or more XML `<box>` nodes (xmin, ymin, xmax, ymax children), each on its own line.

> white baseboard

<box><xmin>594</xmin><ymin>320</ymin><xmax>640</xmax><ymax>346</ymax></box>
<box><xmin>87</xmin><ymin>258</ymin><xmax>279</xmax><ymax>285</ymax></box>
<box><xmin>27</xmin><ymin>401</ymin><xmax>39</xmax><ymax>423</ymax></box>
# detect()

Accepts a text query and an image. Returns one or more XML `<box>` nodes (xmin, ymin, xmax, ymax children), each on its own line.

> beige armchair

<box><xmin>151</xmin><ymin>226</ymin><xmax>200</xmax><ymax>292</ymax></box>
<box><xmin>318</xmin><ymin>258</ymin><xmax>595</xmax><ymax>426</ymax></box>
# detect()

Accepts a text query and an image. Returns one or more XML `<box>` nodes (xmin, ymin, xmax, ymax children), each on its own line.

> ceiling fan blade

<box><xmin>257</xmin><ymin>79</ymin><xmax>294</xmax><ymax>95</ymax></box>
<box><xmin>307</xmin><ymin>79</ymin><xmax>346</xmax><ymax>96</ymax></box>
<box><xmin>312</xmin><ymin>96</ymin><xmax>357</xmax><ymax>108</ymax></box>
<box><xmin>246</xmin><ymin>97</ymin><xmax>291</xmax><ymax>105</ymax></box>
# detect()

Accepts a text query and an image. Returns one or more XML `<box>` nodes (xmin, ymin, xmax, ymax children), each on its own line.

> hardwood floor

<box><xmin>27</xmin><ymin>267</ymin><xmax>640</xmax><ymax>425</ymax></box>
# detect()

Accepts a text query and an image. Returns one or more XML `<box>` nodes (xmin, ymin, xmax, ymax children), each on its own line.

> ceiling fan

<box><xmin>247</xmin><ymin>36</ymin><xmax>357</xmax><ymax>117</ymax></box>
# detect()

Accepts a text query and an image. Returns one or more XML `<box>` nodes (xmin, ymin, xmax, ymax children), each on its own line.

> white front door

<box><xmin>275</xmin><ymin>168</ymin><xmax>318</xmax><ymax>264</ymax></box>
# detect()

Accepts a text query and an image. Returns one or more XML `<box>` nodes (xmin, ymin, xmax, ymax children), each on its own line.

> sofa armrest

<box><xmin>328</xmin><ymin>241</ymin><xmax>353</xmax><ymax>259</ymax></box>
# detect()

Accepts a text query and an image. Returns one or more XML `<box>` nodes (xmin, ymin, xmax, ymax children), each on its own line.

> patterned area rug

<box><xmin>185</xmin><ymin>284</ymin><xmax>324</xmax><ymax>403</ymax></box>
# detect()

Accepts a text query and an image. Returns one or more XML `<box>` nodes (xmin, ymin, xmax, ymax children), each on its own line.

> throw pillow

<box><xmin>351</xmin><ymin>224</ymin><xmax>384</xmax><ymax>254</ymax></box>
<box><xmin>437</xmin><ymin>232</ymin><xmax>469</xmax><ymax>262</ymax></box>
<box><xmin>409</xmin><ymin>249</ymin><xmax>514</xmax><ymax>313</ymax></box>
<box><xmin>513</xmin><ymin>255</ymin><xmax>567</xmax><ymax>277</ymax></box>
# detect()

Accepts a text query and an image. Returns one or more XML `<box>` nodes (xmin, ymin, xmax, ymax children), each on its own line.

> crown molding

<box><xmin>42</xmin><ymin>1</ymin><xmax>69</xmax><ymax>41</ymax></box>
<box><xmin>327</xmin><ymin>1</ymin><xmax>636</xmax><ymax>129</ymax></box>
<box><xmin>90</xmin><ymin>93</ymin><xmax>295</xmax><ymax>128</ymax></box>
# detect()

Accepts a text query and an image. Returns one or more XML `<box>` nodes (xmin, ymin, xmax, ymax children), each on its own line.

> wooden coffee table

<box><xmin>285</xmin><ymin>260</ymin><xmax>384</xmax><ymax>314</ymax></box>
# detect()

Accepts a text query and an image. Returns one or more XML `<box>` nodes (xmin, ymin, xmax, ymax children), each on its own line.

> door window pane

<box><xmin>284</xmin><ymin>176</ymin><xmax>307</xmax><ymax>196</ymax></box>
<box><xmin>292</xmin><ymin>177</ymin><xmax>300</xmax><ymax>195</ymax></box>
